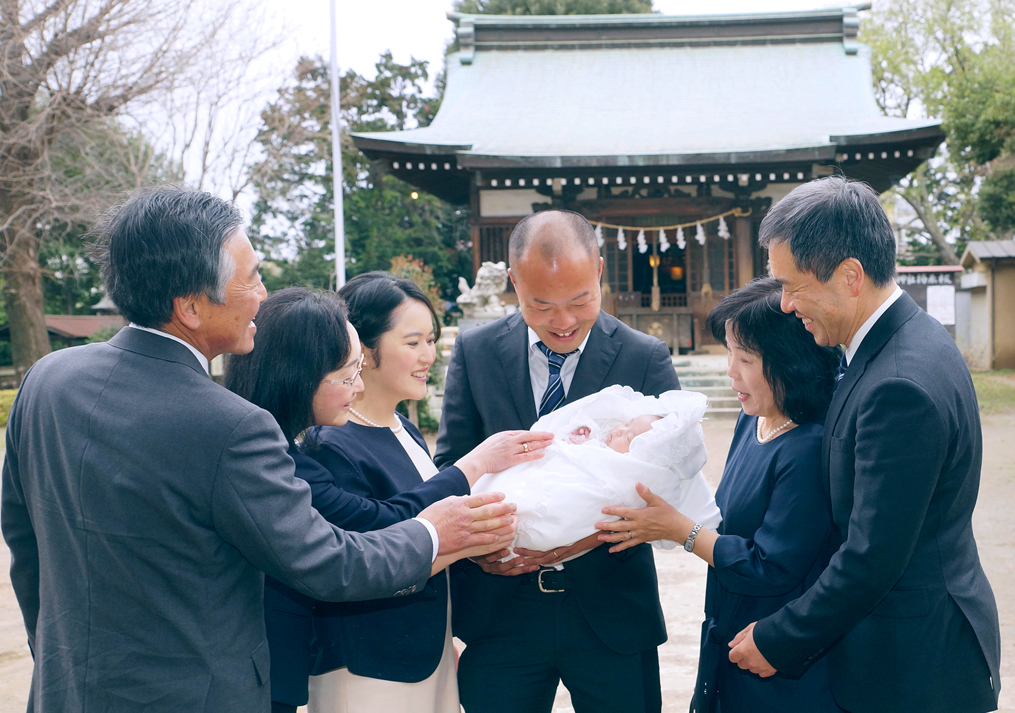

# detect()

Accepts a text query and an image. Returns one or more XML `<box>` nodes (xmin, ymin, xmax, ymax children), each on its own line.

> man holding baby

<box><xmin>435</xmin><ymin>210</ymin><xmax>680</xmax><ymax>713</ymax></box>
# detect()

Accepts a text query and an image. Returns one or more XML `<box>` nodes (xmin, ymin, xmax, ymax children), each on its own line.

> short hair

<box><xmin>92</xmin><ymin>187</ymin><xmax>243</xmax><ymax>327</ymax></box>
<box><xmin>339</xmin><ymin>271</ymin><xmax>441</xmax><ymax>364</ymax></box>
<box><xmin>507</xmin><ymin>209</ymin><xmax>600</xmax><ymax>266</ymax></box>
<box><xmin>706</xmin><ymin>278</ymin><xmax>840</xmax><ymax>424</ymax></box>
<box><xmin>758</xmin><ymin>176</ymin><xmax>897</xmax><ymax>287</ymax></box>
<box><xmin>224</xmin><ymin>287</ymin><xmax>352</xmax><ymax>447</ymax></box>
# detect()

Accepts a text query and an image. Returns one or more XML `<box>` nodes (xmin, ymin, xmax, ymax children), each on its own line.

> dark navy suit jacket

<box><xmin>753</xmin><ymin>292</ymin><xmax>1001</xmax><ymax>713</ymax></box>
<box><xmin>265</xmin><ymin>416</ymin><xmax>469</xmax><ymax>707</ymax></box>
<box><xmin>434</xmin><ymin>311</ymin><xmax>680</xmax><ymax>655</ymax></box>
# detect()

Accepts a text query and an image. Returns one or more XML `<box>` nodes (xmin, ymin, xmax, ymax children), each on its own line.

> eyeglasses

<box><xmin>321</xmin><ymin>355</ymin><xmax>364</xmax><ymax>387</ymax></box>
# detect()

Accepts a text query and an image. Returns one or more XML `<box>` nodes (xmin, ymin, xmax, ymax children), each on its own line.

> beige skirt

<box><xmin>306</xmin><ymin>594</ymin><xmax>458</xmax><ymax>713</ymax></box>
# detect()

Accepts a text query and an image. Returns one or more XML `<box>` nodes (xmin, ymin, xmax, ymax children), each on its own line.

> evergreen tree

<box><xmin>248</xmin><ymin>55</ymin><xmax>471</xmax><ymax>301</ymax></box>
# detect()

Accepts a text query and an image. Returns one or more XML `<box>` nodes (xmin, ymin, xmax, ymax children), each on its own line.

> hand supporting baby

<box><xmin>469</xmin><ymin>533</ymin><xmax>604</xmax><ymax>575</ymax></box>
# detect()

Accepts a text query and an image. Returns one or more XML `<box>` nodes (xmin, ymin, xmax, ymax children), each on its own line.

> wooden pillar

<box><xmin>470</xmin><ymin>185</ymin><xmax>481</xmax><ymax>279</ymax></box>
<box><xmin>734</xmin><ymin>215</ymin><xmax>754</xmax><ymax>287</ymax></box>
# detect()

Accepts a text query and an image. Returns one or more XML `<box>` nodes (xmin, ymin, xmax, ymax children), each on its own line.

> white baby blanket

<box><xmin>472</xmin><ymin>384</ymin><xmax>722</xmax><ymax>552</ymax></box>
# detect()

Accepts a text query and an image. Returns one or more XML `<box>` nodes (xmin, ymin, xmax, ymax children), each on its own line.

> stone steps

<box><xmin>674</xmin><ymin>355</ymin><xmax>741</xmax><ymax>420</ymax></box>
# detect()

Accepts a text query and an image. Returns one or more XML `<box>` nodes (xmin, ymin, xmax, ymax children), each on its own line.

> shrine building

<box><xmin>351</xmin><ymin>6</ymin><xmax>943</xmax><ymax>352</ymax></box>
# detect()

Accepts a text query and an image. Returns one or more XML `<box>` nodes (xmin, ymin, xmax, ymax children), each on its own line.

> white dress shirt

<box><xmin>527</xmin><ymin>327</ymin><xmax>592</xmax><ymax>410</ymax></box>
<box><xmin>844</xmin><ymin>286</ymin><xmax>903</xmax><ymax>366</ymax></box>
<box><xmin>129</xmin><ymin>324</ymin><xmax>209</xmax><ymax>374</ymax></box>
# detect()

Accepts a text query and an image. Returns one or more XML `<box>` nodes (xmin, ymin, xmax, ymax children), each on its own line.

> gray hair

<box><xmin>93</xmin><ymin>187</ymin><xmax>245</xmax><ymax>327</ymax></box>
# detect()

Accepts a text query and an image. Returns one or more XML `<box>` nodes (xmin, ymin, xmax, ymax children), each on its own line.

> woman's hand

<box><xmin>455</xmin><ymin>430</ymin><xmax>554</xmax><ymax>486</ymax></box>
<box><xmin>596</xmin><ymin>483</ymin><xmax>691</xmax><ymax>553</ymax></box>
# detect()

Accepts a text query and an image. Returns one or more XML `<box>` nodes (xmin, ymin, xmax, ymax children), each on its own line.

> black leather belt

<box><xmin>530</xmin><ymin>567</ymin><xmax>569</xmax><ymax>593</ymax></box>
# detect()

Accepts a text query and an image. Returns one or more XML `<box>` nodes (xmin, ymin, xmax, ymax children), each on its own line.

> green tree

<box><xmin>861</xmin><ymin>0</ymin><xmax>1015</xmax><ymax>262</ymax></box>
<box><xmin>943</xmin><ymin>10</ymin><xmax>1015</xmax><ymax>236</ymax></box>
<box><xmin>453</xmin><ymin>0</ymin><xmax>653</xmax><ymax>13</ymax></box>
<box><xmin>248</xmin><ymin>54</ymin><xmax>472</xmax><ymax>300</ymax></box>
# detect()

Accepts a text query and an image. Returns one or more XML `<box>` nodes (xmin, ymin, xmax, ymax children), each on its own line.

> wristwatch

<box><xmin>683</xmin><ymin>523</ymin><xmax>702</xmax><ymax>552</ymax></box>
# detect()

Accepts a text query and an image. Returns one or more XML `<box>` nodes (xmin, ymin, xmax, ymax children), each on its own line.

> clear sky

<box><xmin>266</xmin><ymin>0</ymin><xmax>848</xmax><ymax>90</ymax></box>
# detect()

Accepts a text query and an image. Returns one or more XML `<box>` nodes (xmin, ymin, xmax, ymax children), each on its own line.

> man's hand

<box><xmin>418</xmin><ymin>491</ymin><xmax>517</xmax><ymax>556</ymax></box>
<box><xmin>728</xmin><ymin>622</ymin><xmax>777</xmax><ymax>677</ymax></box>
<box><xmin>470</xmin><ymin>549</ymin><xmax>540</xmax><ymax>576</ymax></box>
<box><xmin>514</xmin><ymin>532</ymin><xmax>602</xmax><ymax>567</ymax></box>
<box><xmin>469</xmin><ymin>531</ymin><xmax>602</xmax><ymax>576</ymax></box>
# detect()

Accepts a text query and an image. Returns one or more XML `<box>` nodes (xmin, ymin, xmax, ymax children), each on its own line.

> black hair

<box><xmin>706</xmin><ymin>278</ymin><xmax>840</xmax><ymax>424</ymax></box>
<box><xmin>92</xmin><ymin>186</ymin><xmax>244</xmax><ymax>327</ymax></box>
<box><xmin>224</xmin><ymin>287</ymin><xmax>352</xmax><ymax>447</ymax></box>
<box><xmin>508</xmin><ymin>209</ymin><xmax>600</xmax><ymax>266</ymax></box>
<box><xmin>338</xmin><ymin>271</ymin><xmax>440</xmax><ymax>364</ymax></box>
<box><xmin>758</xmin><ymin>176</ymin><xmax>897</xmax><ymax>288</ymax></box>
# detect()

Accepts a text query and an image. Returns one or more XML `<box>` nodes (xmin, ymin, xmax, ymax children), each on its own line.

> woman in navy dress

<box><xmin>596</xmin><ymin>278</ymin><xmax>841</xmax><ymax>713</ymax></box>
<box><xmin>225</xmin><ymin>286</ymin><xmax>550</xmax><ymax>713</ymax></box>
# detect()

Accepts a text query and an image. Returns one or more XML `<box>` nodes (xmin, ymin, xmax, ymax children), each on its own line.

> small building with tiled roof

<box><xmin>959</xmin><ymin>241</ymin><xmax>1015</xmax><ymax>370</ymax></box>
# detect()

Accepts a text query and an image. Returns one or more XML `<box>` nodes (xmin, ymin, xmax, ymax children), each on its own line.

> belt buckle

<box><xmin>537</xmin><ymin>568</ymin><xmax>565</xmax><ymax>593</ymax></box>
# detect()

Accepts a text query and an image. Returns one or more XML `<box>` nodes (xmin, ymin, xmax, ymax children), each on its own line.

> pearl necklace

<box><xmin>349</xmin><ymin>408</ymin><xmax>403</xmax><ymax>434</ymax></box>
<box><xmin>756</xmin><ymin>416</ymin><xmax>793</xmax><ymax>444</ymax></box>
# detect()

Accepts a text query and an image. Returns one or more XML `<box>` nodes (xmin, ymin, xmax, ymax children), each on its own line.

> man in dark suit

<box><xmin>728</xmin><ymin>177</ymin><xmax>1001</xmax><ymax>713</ymax></box>
<box><xmin>0</xmin><ymin>188</ymin><xmax>516</xmax><ymax>713</ymax></box>
<box><xmin>435</xmin><ymin>210</ymin><xmax>680</xmax><ymax>713</ymax></box>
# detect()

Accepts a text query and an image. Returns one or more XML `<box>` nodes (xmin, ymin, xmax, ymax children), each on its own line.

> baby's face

<box><xmin>604</xmin><ymin>415</ymin><xmax>662</xmax><ymax>453</ymax></box>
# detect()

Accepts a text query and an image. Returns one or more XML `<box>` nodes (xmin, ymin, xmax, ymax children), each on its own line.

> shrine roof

<box><xmin>352</xmin><ymin>8</ymin><xmax>941</xmax><ymax>173</ymax></box>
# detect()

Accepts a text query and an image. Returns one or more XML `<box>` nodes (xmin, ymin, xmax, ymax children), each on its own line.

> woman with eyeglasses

<box><xmin>224</xmin><ymin>285</ymin><xmax>550</xmax><ymax>713</ymax></box>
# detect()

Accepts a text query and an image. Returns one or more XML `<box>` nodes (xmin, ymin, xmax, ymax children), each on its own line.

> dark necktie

<box><xmin>835</xmin><ymin>352</ymin><xmax>848</xmax><ymax>388</ymax></box>
<box><xmin>537</xmin><ymin>342</ymin><xmax>578</xmax><ymax>418</ymax></box>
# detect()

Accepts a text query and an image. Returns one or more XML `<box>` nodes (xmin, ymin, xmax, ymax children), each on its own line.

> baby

<box><xmin>569</xmin><ymin>414</ymin><xmax>663</xmax><ymax>453</ymax></box>
<box><xmin>472</xmin><ymin>385</ymin><xmax>721</xmax><ymax>553</ymax></box>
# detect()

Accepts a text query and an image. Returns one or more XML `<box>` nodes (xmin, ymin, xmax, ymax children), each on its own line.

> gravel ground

<box><xmin>0</xmin><ymin>414</ymin><xmax>1011</xmax><ymax>712</ymax></box>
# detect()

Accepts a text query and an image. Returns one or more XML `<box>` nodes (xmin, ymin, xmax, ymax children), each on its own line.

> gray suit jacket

<box><xmin>1</xmin><ymin>328</ymin><xmax>432</xmax><ymax>712</ymax></box>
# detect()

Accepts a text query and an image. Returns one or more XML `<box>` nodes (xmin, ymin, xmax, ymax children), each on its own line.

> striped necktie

<box><xmin>835</xmin><ymin>352</ymin><xmax>848</xmax><ymax>388</ymax></box>
<box><xmin>536</xmin><ymin>342</ymin><xmax>578</xmax><ymax>418</ymax></box>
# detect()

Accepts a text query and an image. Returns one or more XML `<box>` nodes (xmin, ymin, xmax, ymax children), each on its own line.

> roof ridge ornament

<box><xmin>842</xmin><ymin>6</ymin><xmax>860</xmax><ymax>55</ymax></box>
<box><xmin>459</xmin><ymin>16</ymin><xmax>475</xmax><ymax>65</ymax></box>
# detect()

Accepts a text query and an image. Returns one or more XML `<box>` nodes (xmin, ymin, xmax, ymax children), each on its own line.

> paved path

<box><xmin>1</xmin><ymin>415</ymin><xmax>1012</xmax><ymax>712</ymax></box>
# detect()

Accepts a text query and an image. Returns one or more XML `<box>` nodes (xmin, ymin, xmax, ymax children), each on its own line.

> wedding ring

<box><xmin>628</xmin><ymin>531</ymin><xmax>633</xmax><ymax>540</ymax></box>
<box><xmin>522</xmin><ymin>442</ymin><xmax>529</xmax><ymax>453</ymax></box>
<box><xmin>553</xmin><ymin>550</ymin><xmax>559</xmax><ymax>559</ymax></box>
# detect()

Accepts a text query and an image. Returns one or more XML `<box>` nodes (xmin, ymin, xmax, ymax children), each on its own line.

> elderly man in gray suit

<box><xmin>1</xmin><ymin>188</ymin><xmax>521</xmax><ymax>712</ymax></box>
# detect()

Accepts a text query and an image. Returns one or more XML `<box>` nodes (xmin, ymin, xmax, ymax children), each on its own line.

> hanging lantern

<box><xmin>658</xmin><ymin>229</ymin><xmax>670</xmax><ymax>253</ymax></box>
<box><xmin>695</xmin><ymin>222</ymin><xmax>706</xmax><ymax>246</ymax></box>
<box><xmin>636</xmin><ymin>229</ymin><xmax>648</xmax><ymax>254</ymax></box>
<box><xmin>717</xmin><ymin>215</ymin><xmax>730</xmax><ymax>240</ymax></box>
<box><xmin>595</xmin><ymin>223</ymin><xmax>604</xmax><ymax>247</ymax></box>
<box><xmin>676</xmin><ymin>226</ymin><xmax>686</xmax><ymax>250</ymax></box>
<box><xmin>617</xmin><ymin>227</ymin><xmax>627</xmax><ymax>251</ymax></box>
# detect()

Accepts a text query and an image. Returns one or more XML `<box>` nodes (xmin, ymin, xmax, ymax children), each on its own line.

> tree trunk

<box><xmin>3</xmin><ymin>236</ymin><xmax>52</xmax><ymax>384</ymax></box>
<box><xmin>900</xmin><ymin>192</ymin><xmax>961</xmax><ymax>265</ymax></box>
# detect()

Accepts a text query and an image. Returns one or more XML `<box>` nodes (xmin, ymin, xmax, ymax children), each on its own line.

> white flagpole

<box><xmin>329</xmin><ymin>0</ymin><xmax>346</xmax><ymax>288</ymax></box>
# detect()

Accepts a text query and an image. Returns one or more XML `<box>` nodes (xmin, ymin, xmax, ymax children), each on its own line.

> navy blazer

<box><xmin>265</xmin><ymin>416</ymin><xmax>469</xmax><ymax>706</ymax></box>
<box><xmin>434</xmin><ymin>311</ymin><xmax>680</xmax><ymax>655</ymax></box>
<box><xmin>753</xmin><ymin>293</ymin><xmax>1001</xmax><ymax>713</ymax></box>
